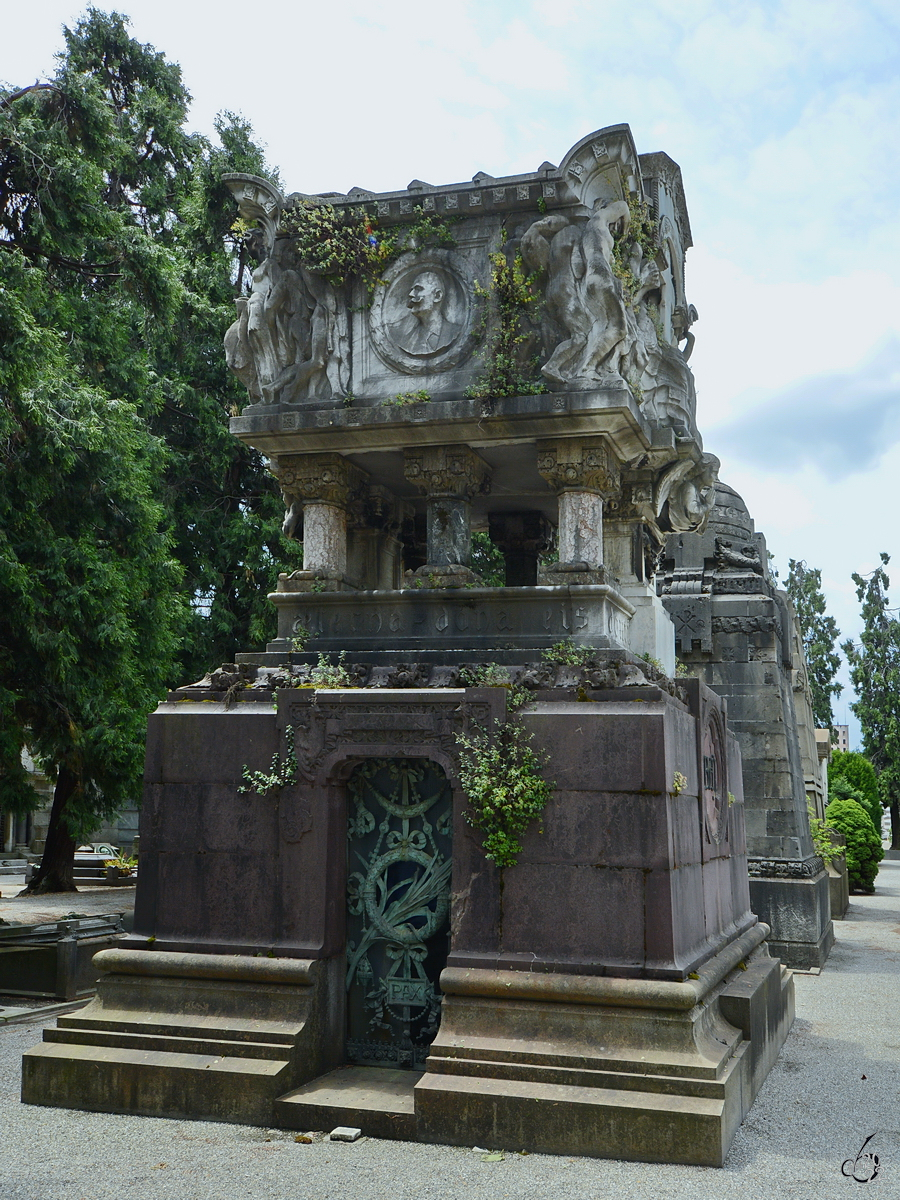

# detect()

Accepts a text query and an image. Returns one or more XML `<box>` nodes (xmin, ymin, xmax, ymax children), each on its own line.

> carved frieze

<box><xmin>278</xmin><ymin>692</ymin><xmax>495</xmax><ymax>783</ymax></box>
<box><xmin>715</xmin><ymin>538</ymin><xmax>763</xmax><ymax>573</ymax></box>
<box><xmin>403</xmin><ymin>445</ymin><xmax>491</xmax><ymax>499</ymax></box>
<box><xmin>222</xmin><ymin>127</ymin><xmax>700</xmax><ymax>415</ymax></box>
<box><xmin>711</xmin><ymin>615</ymin><xmax>776</xmax><ymax>636</ymax></box>
<box><xmin>747</xmin><ymin>855</ymin><xmax>825</xmax><ymax>879</ymax></box>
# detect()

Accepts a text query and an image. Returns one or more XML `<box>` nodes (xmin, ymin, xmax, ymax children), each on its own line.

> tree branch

<box><xmin>0</xmin><ymin>83</ymin><xmax>64</xmax><ymax>110</ymax></box>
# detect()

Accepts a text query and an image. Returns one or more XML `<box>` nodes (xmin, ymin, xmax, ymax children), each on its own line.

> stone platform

<box><xmin>22</xmin><ymin>674</ymin><xmax>793</xmax><ymax>1164</ymax></box>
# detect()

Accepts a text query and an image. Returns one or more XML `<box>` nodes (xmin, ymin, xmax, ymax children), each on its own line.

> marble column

<box><xmin>271</xmin><ymin>452</ymin><xmax>367</xmax><ymax>592</ymax></box>
<box><xmin>403</xmin><ymin>445</ymin><xmax>491</xmax><ymax>587</ymax></box>
<box><xmin>536</xmin><ymin>437</ymin><xmax>620</xmax><ymax>585</ymax></box>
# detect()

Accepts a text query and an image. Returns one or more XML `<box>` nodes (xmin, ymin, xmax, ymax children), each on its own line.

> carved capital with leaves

<box><xmin>271</xmin><ymin>452</ymin><xmax>368</xmax><ymax>509</ymax></box>
<box><xmin>536</xmin><ymin>437</ymin><xmax>620</xmax><ymax>498</ymax></box>
<box><xmin>403</xmin><ymin>445</ymin><xmax>491</xmax><ymax>499</ymax></box>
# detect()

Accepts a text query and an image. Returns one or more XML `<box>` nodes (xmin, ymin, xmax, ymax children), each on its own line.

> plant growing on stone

<box><xmin>823</xmin><ymin>797</ymin><xmax>883</xmax><ymax>892</ymax></box>
<box><xmin>460</xmin><ymin>663</ymin><xmax>529</xmax><ymax>712</ymax></box>
<box><xmin>611</xmin><ymin>194</ymin><xmax>659</xmax><ymax>304</ymax></box>
<box><xmin>280</xmin><ymin>202</ymin><xmax>455</xmax><ymax>292</ymax></box>
<box><xmin>671</xmin><ymin>772</ymin><xmax>688</xmax><ymax>796</ymax></box>
<box><xmin>239</xmin><ymin>725</ymin><xmax>297</xmax><ymax>796</ymax></box>
<box><xmin>806</xmin><ymin>803</ymin><xmax>839</xmax><ymax>866</ymax></box>
<box><xmin>542</xmin><ymin>639</ymin><xmax>595</xmax><ymax>666</ymax></box>
<box><xmin>308</xmin><ymin>652</ymin><xmax>352</xmax><ymax>688</ymax></box>
<box><xmin>385</xmin><ymin>390</ymin><xmax>431</xmax><ymax>407</ymax></box>
<box><xmin>456</xmin><ymin>718</ymin><xmax>553</xmax><ymax>869</ymax></box>
<box><xmin>466</xmin><ymin>243</ymin><xmax>545</xmax><ymax>399</ymax></box>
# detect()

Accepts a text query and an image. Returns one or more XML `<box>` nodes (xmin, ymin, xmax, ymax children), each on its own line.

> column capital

<box><xmin>536</xmin><ymin>437</ymin><xmax>621</xmax><ymax>499</ymax></box>
<box><xmin>271</xmin><ymin>452</ymin><xmax>368</xmax><ymax>509</ymax></box>
<box><xmin>403</xmin><ymin>444</ymin><xmax>491</xmax><ymax>499</ymax></box>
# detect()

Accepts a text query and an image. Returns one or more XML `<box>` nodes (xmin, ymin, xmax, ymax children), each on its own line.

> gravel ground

<box><xmin>0</xmin><ymin>876</ymin><xmax>135</xmax><ymax>927</ymax></box>
<box><xmin>2</xmin><ymin>863</ymin><xmax>899</xmax><ymax>1200</ymax></box>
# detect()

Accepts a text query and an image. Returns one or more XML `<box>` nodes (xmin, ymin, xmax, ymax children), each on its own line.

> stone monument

<box><xmin>658</xmin><ymin>482</ymin><xmax>834</xmax><ymax>967</ymax></box>
<box><xmin>23</xmin><ymin>126</ymin><xmax>792</xmax><ymax>1166</ymax></box>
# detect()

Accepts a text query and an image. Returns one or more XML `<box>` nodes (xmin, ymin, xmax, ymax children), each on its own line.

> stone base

<box><xmin>618</xmin><ymin>581</ymin><xmax>676</xmax><ymax>676</ymax></box>
<box><xmin>266</xmin><ymin>583</ymin><xmax>636</xmax><ymax>657</ymax></box>
<box><xmin>828</xmin><ymin>854</ymin><xmax>849</xmax><ymax>920</ymax></box>
<box><xmin>402</xmin><ymin>564</ymin><xmax>483</xmax><ymax>589</ymax></box>
<box><xmin>22</xmin><ymin>949</ymin><xmax>342</xmax><ymax>1125</ymax></box>
<box><xmin>276</xmin><ymin>570</ymin><xmax>357</xmax><ymax>593</ymax></box>
<box><xmin>415</xmin><ymin>928</ymin><xmax>793</xmax><ymax>1166</ymax></box>
<box><xmin>748</xmin><ymin>869</ymin><xmax>834</xmax><ymax>970</ymax></box>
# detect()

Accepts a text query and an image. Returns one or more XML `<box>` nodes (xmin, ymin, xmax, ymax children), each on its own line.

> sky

<box><xmin>3</xmin><ymin>0</ymin><xmax>898</xmax><ymax>740</ymax></box>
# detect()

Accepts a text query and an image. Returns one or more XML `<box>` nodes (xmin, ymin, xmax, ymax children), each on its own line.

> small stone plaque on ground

<box><xmin>329</xmin><ymin>1126</ymin><xmax>362</xmax><ymax>1142</ymax></box>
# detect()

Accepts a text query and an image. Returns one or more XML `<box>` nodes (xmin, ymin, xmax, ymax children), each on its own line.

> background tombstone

<box><xmin>658</xmin><ymin>481</ymin><xmax>834</xmax><ymax>968</ymax></box>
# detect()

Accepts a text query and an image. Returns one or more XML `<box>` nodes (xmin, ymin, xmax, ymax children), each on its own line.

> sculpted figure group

<box><xmin>520</xmin><ymin>199</ymin><xmax>667</xmax><ymax>392</ymax></box>
<box><xmin>224</xmin><ymin>239</ymin><xmax>348</xmax><ymax>405</ymax></box>
<box><xmin>224</xmin><ymin>192</ymin><xmax>694</xmax><ymax>410</ymax></box>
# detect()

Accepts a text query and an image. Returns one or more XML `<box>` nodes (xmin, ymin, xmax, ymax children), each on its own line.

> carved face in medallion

<box><xmin>390</xmin><ymin>269</ymin><xmax>462</xmax><ymax>358</ymax></box>
<box><xmin>368</xmin><ymin>250</ymin><xmax>473</xmax><ymax>375</ymax></box>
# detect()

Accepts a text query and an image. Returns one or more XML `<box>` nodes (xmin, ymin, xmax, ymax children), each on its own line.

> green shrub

<box><xmin>824</xmin><ymin>798</ymin><xmax>884</xmax><ymax>893</ymax></box>
<box><xmin>829</xmin><ymin>751</ymin><xmax>882</xmax><ymax>832</ymax></box>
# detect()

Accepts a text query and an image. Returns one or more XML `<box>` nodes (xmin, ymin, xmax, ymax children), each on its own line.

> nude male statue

<box><xmin>520</xmin><ymin>199</ymin><xmax>632</xmax><ymax>386</ymax></box>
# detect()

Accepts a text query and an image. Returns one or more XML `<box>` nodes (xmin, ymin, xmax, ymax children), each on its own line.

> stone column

<box><xmin>271</xmin><ymin>453</ymin><xmax>367</xmax><ymax>592</ymax></box>
<box><xmin>536</xmin><ymin>437</ymin><xmax>620</xmax><ymax>585</ymax></box>
<box><xmin>488</xmin><ymin>511</ymin><xmax>555</xmax><ymax>587</ymax></box>
<box><xmin>403</xmin><ymin>445</ymin><xmax>491</xmax><ymax>587</ymax></box>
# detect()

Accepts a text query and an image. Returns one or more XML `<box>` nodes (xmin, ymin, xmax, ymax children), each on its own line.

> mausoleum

<box><xmin>23</xmin><ymin>125</ymin><xmax>793</xmax><ymax>1167</ymax></box>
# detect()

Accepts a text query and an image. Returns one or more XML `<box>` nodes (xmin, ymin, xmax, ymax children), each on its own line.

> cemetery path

<box><xmin>0</xmin><ymin>876</ymin><xmax>135</xmax><ymax>926</ymax></box>
<box><xmin>1</xmin><ymin>861</ymin><xmax>898</xmax><ymax>1199</ymax></box>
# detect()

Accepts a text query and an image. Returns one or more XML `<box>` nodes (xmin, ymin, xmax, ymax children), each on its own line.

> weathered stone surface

<box><xmin>659</xmin><ymin>481</ymin><xmax>834</xmax><ymax>968</ymax></box>
<box><xmin>23</xmin><ymin>127</ymin><xmax>793</xmax><ymax>1168</ymax></box>
<box><xmin>22</xmin><ymin>949</ymin><xmax>343</xmax><ymax>1125</ymax></box>
<box><xmin>416</xmin><ymin>927</ymin><xmax>792</xmax><ymax>1166</ymax></box>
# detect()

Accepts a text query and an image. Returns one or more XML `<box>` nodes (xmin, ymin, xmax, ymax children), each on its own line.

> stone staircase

<box><xmin>22</xmin><ymin>948</ymin><xmax>340</xmax><ymax>1126</ymax></box>
<box><xmin>274</xmin><ymin>1065</ymin><xmax>419</xmax><ymax>1140</ymax></box>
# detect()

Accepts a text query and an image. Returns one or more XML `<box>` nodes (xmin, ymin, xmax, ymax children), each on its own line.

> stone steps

<box><xmin>425</xmin><ymin>1052</ymin><xmax>729</xmax><ymax>1099</ymax></box>
<box><xmin>414</xmin><ymin>1068</ymin><xmax>740</xmax><ymax>1164</ymax></box>
<box><xmin>23</xmin><ymin>1041</ymin><xmax>291</xmax><ymax>1125</ymax></box>
<box><xmin>44</xmin><ymin>1025</ymin><xmax>290</xmax><ymax>1061</ymax></box>
<box><xmin>274</xmin><ymin>1065</ymin><xmax>420</xmax><ymax>1141</ymax></box>
<box><xmin>55</xmin><ymin>1009</ymin><xmax>297</xmax><ymax>1046</ymax></box>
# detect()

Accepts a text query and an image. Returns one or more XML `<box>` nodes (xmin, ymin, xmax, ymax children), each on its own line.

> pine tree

<box><xmin>785</xmin><ymin>559</ymin><xmax>842</xmax><ymax>728</ymax></box>
<box><xmin>843</xmin><ymin>554</ymin><xmax>900</xmax><ymax>851</ymax></box>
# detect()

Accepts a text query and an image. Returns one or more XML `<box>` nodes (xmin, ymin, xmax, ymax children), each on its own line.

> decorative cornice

<box><xmin>747</xmin><ymin>855</ymin><xmax>825</xmax><ymax>879</ymax></box>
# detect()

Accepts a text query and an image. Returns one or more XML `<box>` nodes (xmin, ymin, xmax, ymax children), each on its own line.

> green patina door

<box><xmin>345</xmin><ymin>758</ymin><xmax>453</xmax><ymax>1069</ymax></box>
